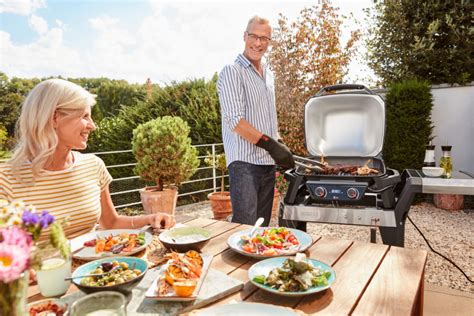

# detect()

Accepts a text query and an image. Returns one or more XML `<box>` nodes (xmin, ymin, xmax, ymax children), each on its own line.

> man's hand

<box><xmin>256</xmin><ymin>135</ymin><xmax>295</xmax><ymax>169</ymax></box>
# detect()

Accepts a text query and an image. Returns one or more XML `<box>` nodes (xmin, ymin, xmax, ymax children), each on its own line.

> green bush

<box><xmin>132</xmin><ymin>116</ymin><xmax>200</xmax><ymax>191</ymax></box>
<box><xmin>383</xmin><ymin>79</ymin><xmax>434</xmax><ymax>171</ymax></box>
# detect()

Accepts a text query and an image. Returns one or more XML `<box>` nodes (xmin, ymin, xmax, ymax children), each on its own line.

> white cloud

<box><xmin>1</xmin><ymin>0</ymin><xmax>376</xmax><ymax>85</ymax></box>
<box><xmin>28</xmin><ymin>14</ymin><xmax>48</xmax><ymax>35</ymax></box>
<box><xmin>0</xmin><ymin>0</ymin><xmax>45</xmax><ymax>15</ymax></box>
<box><xmin>0</xmin><ymin>26</ymin><xmax>84</xmax><ymax>79</ymax></box>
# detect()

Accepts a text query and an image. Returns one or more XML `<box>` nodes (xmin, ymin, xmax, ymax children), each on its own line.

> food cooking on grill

<box><xmin>240</xmin><ymin>227</ymin><xmax>299</xmax><ymax>256</ymax></box>
<box><xmin>299</xmin><ymin>158</ymin><xmax>380</xmax><ymax>176</ymax></box>
<box><xmin>83</xmin><ymin>232</ymin><xmax>146</xmax><ymax>254</ymax></box>
<box><xmin>252</xmin><ymin>253</ymin><xmax>332</xmax><ymax>292</ymax></box>
<box><xmin>157</xmin><ymin>250</ymin><xmax>204</xmax><ymax>297</ymax></box>
<box><xmin>80</xmin><ymin>260</ymin><xmax>142</xmax><ymax>287</ymax></box>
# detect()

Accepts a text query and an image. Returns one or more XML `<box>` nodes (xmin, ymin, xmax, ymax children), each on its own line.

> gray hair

<box><xmin>246</xmin><ymin>15</ymin><xmax>271</xmax><ymax>32</ymax></box>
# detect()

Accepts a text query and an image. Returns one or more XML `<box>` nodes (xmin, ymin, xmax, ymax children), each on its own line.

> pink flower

<box><xmin>0</xmin><ymin>226</ymin><xmax>32</xmax><ymax>250</ymax></box>
<box><xmin>0</xmin><ymin>243</ymin><xmax>30</xmax><ymax>283</ymax></box>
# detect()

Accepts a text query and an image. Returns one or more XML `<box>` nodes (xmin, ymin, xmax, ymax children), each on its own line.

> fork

<box><xmin>65</xmin><ymin>265</ymin><xmax>121</xmax><ymax>281</ymax></box>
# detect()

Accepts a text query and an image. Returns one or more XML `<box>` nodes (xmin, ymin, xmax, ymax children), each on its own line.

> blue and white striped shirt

<box><xmin>217</xmin><ymin>54</ymin><xmax>279</xmax><ymax>167</ymax></box>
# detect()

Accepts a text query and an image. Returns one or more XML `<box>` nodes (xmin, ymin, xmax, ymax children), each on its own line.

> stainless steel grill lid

<box><xmin>304</xmin><ymin>86</ymin><xmax>385</xmax><ymax>157</ymax></box>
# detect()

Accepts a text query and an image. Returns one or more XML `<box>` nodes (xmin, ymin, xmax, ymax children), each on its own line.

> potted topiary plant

<box><xmin>132</xmin><ymin>116</ymin><xmax>200</xmax><ymax>215</ymax></box>
<box><xmin>205</xmin><ymin>153</ymin><xmax>232</xmax><ymax>220</ymax></box>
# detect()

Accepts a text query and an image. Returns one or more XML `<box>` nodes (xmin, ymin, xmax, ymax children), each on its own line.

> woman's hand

<box><xmin>148</xmin><ymin>213</ymin><xmax>176</xmax><ymax>229</ymax></box>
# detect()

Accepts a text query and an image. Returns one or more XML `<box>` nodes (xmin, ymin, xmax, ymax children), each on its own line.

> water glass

<box><xmin>36</xmin><ymin>243</ymin><xmax>72</xmax><ymax>297</ymax></box>
<box><xmin>70</xmin><ymin>291</ymin><xmax>127</xmax><ymax>316</ymax></box>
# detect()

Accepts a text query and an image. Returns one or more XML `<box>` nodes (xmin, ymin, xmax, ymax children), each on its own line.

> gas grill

<box><xmin>278</xmin><ymin>84</ymin><xmax>474</xmax><ymax>247</ymax></box>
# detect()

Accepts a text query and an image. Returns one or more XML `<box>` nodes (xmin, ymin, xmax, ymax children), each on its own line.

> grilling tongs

<box><xmin>293</xmin><ymin>155</ymin><xmax>326</xmax><ymax>171</ymax></box>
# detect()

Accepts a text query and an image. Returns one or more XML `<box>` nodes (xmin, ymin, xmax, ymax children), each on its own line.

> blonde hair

<box><xmin>10</xmin><ymin>79</ymin><xmax>96</xmax><ymax>176</ymax></box>
<box><xmin>246</xmin><ymin>15</ymin><xmax>271</xmax><ymax>32</ymax></box>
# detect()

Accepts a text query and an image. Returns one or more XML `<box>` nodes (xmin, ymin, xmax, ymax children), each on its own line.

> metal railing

<box><xmin>89</xmin><ymin>143</ymin><xmax>227</xmax><ymax>209</ymax></box>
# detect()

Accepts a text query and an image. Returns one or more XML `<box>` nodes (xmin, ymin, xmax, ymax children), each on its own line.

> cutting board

<box><xmin>62</xmin><ymin>267</ymin><xmax>244</xmax><ymax>315</ymax></box>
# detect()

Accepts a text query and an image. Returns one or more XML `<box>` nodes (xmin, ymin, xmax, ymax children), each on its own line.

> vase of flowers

<box><xmin>0</xmin><ymin>200</ymin><xmax>69</xmax><ymax>316</ymax></box>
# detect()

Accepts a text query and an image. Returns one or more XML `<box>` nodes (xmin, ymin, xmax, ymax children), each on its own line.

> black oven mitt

<box><xmin>256</xmin><ymin>134</ymin><xmax>295</xmax><ymax>169</ymax></box>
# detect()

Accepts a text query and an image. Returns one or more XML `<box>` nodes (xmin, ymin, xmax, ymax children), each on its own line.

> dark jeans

<box><xmin>228</xmin><ymin>161</ymin><xmax>276</xmax><ymax>226</ymax></box>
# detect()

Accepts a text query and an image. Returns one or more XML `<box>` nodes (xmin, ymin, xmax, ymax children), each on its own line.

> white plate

<box><xmin>145</xmin><ymin>252</ymin><xmax>213</xmax><ymax>301</ymax></box>
<box><xmin>227</xmin><ymin>227</ymin><xmax>313</xmax><ymax>259</ymax></box>
<box><xmin>71</xmin><ymin>229</ymin><xmax>152</xmax><ymax>261</ymax></box>
<box><xmin>192</xmin><ymin>302</ymin><xmax>300</xmax><ymax>315</ymax></box>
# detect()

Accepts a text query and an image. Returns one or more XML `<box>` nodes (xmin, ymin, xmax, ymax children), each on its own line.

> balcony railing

<box><xmin>90</xmin><ymin>143</ymin><xmax>227</xmax><ymax>209</ymax></box>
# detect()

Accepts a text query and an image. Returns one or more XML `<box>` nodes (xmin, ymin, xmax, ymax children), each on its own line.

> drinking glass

<box><xmin>70</xmin><ymin>291</ymin><xmax>127</xmax><ymax>316</ymax></box>
<box><xmin>36</xmin><ymin>242</ymin><xmax>72</xmax><ymax>297</ymax></box>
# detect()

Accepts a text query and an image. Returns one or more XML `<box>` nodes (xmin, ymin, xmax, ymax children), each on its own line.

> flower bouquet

<box><xmin>0</xmin><ymin>200</ymin><xmax>69</xmax><ymax>316</ymax></box>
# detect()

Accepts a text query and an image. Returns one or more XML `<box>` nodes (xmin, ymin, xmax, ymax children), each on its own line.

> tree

<box><xmin>366</xmin><ymin>0</ymin><xmax>473</xmax><ymax>86</ymax></box>
<box><xmin>268</xmin><ymin>0</ymin><xmax>360</xmax><ymax>155</ymax></box>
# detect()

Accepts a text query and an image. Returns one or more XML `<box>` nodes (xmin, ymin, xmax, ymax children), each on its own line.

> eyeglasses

<box><xmin>246</xmin><ymin>32</ymin><xmax>271</xmax><ymax>44</ymax></box>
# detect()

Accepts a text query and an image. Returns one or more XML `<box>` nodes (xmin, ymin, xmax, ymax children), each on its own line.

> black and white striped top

<box><xmin>217</xmin><ymin>54</ymin><xmax>279</xmax><ymax>166</ymax></box>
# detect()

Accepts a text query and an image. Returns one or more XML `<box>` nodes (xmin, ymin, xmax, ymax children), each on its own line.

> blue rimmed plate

<box><xmin>248</xmin><ymin>256</ymin><xmax>336</xmax><ymax>297</ymax></box>
<box><xmin>227</xmin><ymin>227</ymin><xmax>313</xmax><ymax>259</ymax></box>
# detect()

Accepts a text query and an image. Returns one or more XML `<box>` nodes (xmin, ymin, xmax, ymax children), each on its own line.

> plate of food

<box><xmin>227</xmin><ymin>227</ymin><xmax>312</xmax><ymax>258</ymax></box>
<box><xmin>146</xmin><ymin>250</ymin><xmax>212</xmax><ymax>301</ymax></box>
<box><xmin>72</xmin><ymin>256</ymin><xmax>148</xmax><ymax>294</ymax></box>
<box><xmin>248</xmin><ymin>253</ymin><xmax>335</xmax><ymax>297</ymax></box>
<box><xmin>28</xmin><ymin>298</ymin><xmax>68</xmax><ymax>315</ymax></box>
<box><xmin>71</xmin><ymin>229</ymin><xmax>153</xmax><ymax>261</ymax></box>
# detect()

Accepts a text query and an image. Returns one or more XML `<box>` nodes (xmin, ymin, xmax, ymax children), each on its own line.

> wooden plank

<box><xmin>352</xmin><ymin>246</ymin><xmax>427</xmax><ymax>316</ymax></box>
<box><xmin>184</xmin><ymin>217</ymin><xmax>216</xmax><ymax>228</ymax></box>
<box><xmin>204</xmin><ymin>220</ymin><xmax>241</xmax><ymax>238</ymax></box>
<box><xmin>210</xmin><ymin>248</ymin><xmax>252</xmax><ymax>275</ymax></box>
<box><xmin>209</xmin><ymin>259</ymin><xmax>260</xmax><ymax>306</ymax></box>
<box><xmin>175</xmin><ymin>214</ymin><xmax>194</xmax><ymax>224</ymax></box>
<box><xmin>296</xmin><ymin>241</ymin><xmax>388</xmax><ymax>315</ymax></box>
<box><xmin>201</xmin><ymin>225</ymin><xmax>249</xmax><ymax>256</ymax></box>
<box><xmin>308</xmin><ymin>237</ymin><xmax>353</xmax><ymax>266</ymax></box>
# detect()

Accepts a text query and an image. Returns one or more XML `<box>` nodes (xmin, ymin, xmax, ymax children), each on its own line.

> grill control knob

<box><xmin>347</xmin><ymin>188</ymin><xmax>359</xmax><ymax>199</ymax></box>
<box><xmin>314</xmin><ymin>187</ymin><xmax>327</xmax><ymax>198</ymax></box>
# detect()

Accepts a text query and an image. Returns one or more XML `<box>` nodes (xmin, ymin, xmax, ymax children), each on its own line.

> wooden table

<box><xmin>28</xmin><ymin>217</ymin><xmax>427</xmax><ymax>315</ymax></box>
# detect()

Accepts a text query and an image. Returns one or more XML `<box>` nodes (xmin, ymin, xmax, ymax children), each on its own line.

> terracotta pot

<box><xmin>433</xmin><ymin>194</ymin><xmax>464</xmax><ymax>211</ymax></box>
<box><xmin>207</xmin><ymin>191</ymin><xmax>232</xmax><ymax>220</ymax></box>
<box><xmin>140</xmin><ymin>186</ymin><xmax>178</xmax><ymax>215</ymax></box>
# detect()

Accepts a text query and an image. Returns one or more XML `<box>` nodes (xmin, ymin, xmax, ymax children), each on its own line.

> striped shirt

<box><xmin>0</xmin><ymin>152</ymin><xmax>112</xmax><ymax>240</ymax></box>
<box><xmin>217</xmin><ymin>54</ymin><xmax>279</xmax><ymax>166</ymax></box>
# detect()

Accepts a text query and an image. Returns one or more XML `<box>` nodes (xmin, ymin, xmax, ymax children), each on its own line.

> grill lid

<box><xmin>304</xmin><ymin>85</ymin><xmax>385</xmax><ymax>157</ymax></box>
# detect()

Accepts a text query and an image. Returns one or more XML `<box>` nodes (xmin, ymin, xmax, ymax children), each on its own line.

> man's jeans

<box><xmin>228</xmin><ymin>161</ymin><xmax>276</xmax><ymax>226</ymax></box>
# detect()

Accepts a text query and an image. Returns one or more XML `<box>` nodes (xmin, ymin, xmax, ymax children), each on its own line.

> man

<box><xmin>217</xmin><ymin>15</ymin><xmax>294</xmax><ymax>226</ymax></box>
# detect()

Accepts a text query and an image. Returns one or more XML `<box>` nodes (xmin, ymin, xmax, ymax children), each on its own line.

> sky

<box><xmin>0</xmin><ymin>0</ymin><xmax>376</xmax><ymax>86</ymax></box>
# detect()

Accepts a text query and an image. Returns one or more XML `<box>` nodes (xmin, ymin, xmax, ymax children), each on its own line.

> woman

<box><xmin>0</xmin><ymin>79</ymin><xmax>175</xmax><ymax>239</ymax></box>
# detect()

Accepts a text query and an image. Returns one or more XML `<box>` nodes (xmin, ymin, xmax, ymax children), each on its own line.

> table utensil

<box><xmin>69</xmin><ymin>291</ymin><xmax>126</xmax><ymax>316</ymax></box>
<box><xmin>422</xmin><ymin>167</ymin><xmax>444</xmax><ymax>177</ymax></box>
<box><xmin>159</xmin><ymin>227</ymin><xmax>211</xmax><ymax>252</ymax></box>
<box><xmin>194</xmin><ymin>302</ymin><xmax>300</xmax><ymax>316</ymax></box>
<box><xmin>71</xmin><ymin>257</ymin><xmax>148</xmax><ymax>294</ymax></box>
<box><xmin>70</xmin><ymin>229</ymin><xmax>153</xmax><ymax>261</ymax></box>
<box><xmin>36</xmin><ymin>242</ymin><xmax>72</xmax><ymax>297</ymax></box>
<box><xmin>248</xmin><ymin>256</ymin><xmax>336</xmax><ymax>297</ymax></box>
<box><xmin>64</xmin><ymin>265</ymin><xmax>121</xmax><ymax>281</ymax></box>
<box><xmin>145</xmin><ymin>252</ymin><xmax>213</xmax><ymax>301</ymax></box>
<box><xmin>240</xmin><ymin>217</ymin><xmax>264</xmax><ymax>241</ymax></box>
<box><xmin>227</xmin><ymin>227</ymin><xmax>312</xmax><ymax>259</ymax></box>
<box><xmin>27</xmin><ymin>298</ymin><xmax>68</xmax><ymax>316</ymax></box>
